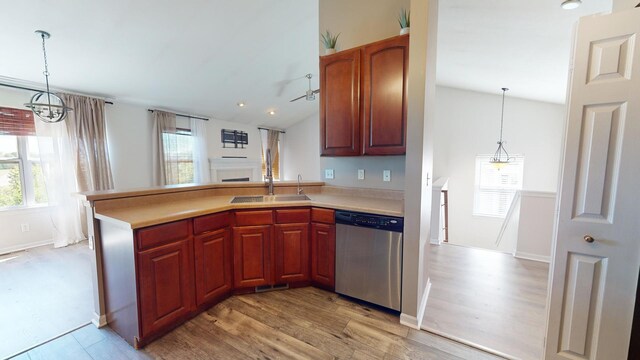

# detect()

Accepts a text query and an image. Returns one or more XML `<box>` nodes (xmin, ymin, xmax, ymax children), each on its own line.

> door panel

<box><xmin>138</xmin><ymin>239</ymin><xmax>194</xmax><ymax>337</ymax></box>
<box><xmin>311</xmin><ymin>223</ymin><xmax>336</xmax><ymax>288</ymax></box>
<box><xmin>233</xmin><ymin>225</ymin><xmax>271</xmax><ymax>288</ymax></box>
<box><xmin>194</xmin><ymin>228</ymin><xmax>232</xmax><ymax>306</ymax></box>
<box><xmin>363</xmin><ymin>35</ymin><xmax>409</xmax><ymax>155</ymax></box>
<box><xmin>274</xmin><ymin>223</ymin><xmax>309</xmax><ymax>283</ymax></box>
<box><xmin>320</xmin><ymin>48</ymin><xmax>361</xmax><ymax>156</ymax></box>
<box><xmin>546</xmin><ymin>9</ymin><xmax>640</xmax><ymax>360</ymax></box>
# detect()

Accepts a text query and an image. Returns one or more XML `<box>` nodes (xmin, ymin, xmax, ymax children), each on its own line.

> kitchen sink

<box><xmin>230</xmin><ymin>194</ymin><xmax>310</xmax><ymax>204</ymax></box>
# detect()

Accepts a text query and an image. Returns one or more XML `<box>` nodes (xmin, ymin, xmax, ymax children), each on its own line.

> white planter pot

<box><xmin>400</xmin><ymin>27</ymin><xmax>410</xmax><ymax>35</ymax></box>
<box><xmin>325</xmin><ymin>48</ymin><xmax>336</xmax><ymax>55</ymax></box>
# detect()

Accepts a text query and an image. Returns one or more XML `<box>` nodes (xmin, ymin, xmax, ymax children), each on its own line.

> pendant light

<box><xmin>24</xmin><ymin>30</ymin><xmax>72</xmax><ymax>123</ymax></box>
<box><xmin>489</xmin><ymin>87</ymin><xmax>513</xmax><ymax>169</ymax></box>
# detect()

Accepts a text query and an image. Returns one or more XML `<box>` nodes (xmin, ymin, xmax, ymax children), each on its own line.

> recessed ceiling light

<box><xmin>268</xmin><ymin>110</ymin><xmax>276</xmax><ymax>116</ymax></box>
<box><xmin>561</xmin><ymin>0</ymin><xmax>581</xmax><ymax>10</ymax></box>
<box><xmin>237</xmin><ymin>102</ymin><xmax>245</xmax><ymax>107</ymax></box>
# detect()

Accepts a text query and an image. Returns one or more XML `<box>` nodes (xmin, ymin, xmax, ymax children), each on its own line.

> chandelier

<box><xmin>24</xmin><ymin>30</ymin><xmax>72</xmax><ymax>123</ymax></box>
<box><xmin>489</xmin><ymin>87</ymin><xmax>513</xmax><ymax>169</ymax></box>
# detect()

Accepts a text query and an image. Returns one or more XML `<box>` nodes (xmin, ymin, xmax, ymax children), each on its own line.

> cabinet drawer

<box><xmin>234</xmin><ymin>210</ymin><xmax>273</xmax><ymax>226</ymax></box>
<box><xmin>311</xmin><ymin>208</ymin><xmax>335</xmax><ymax>224</ymax></box>
<box><xmin>193</xmin><ymin>212</ymin><xmax>230</xmax><ymax>234</ymax></box>
<box><xmin>276</xmin><ymin>209</ymin><xmax>311</xmax><ymax>224</ymax></box>
<box><xmin>137</xmin><ymin>220</ymin><xmax>190</xmax><ymax>251</ymax></box>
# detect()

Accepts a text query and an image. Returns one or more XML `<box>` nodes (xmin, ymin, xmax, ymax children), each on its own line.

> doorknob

<box><xmin>584</xmin><ymin>235</ymin><xmax>595</xmax><ymax>243</ymax></box>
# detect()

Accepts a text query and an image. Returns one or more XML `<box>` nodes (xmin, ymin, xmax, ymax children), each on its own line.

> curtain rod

<box><xmin>147</xmin><ymin>109</ymin><xmax>208</xmax><ymax>121</ymax></box>
<box><xmin>0</xmin><ymin>82</ymin><xmax>114</xmax><ymax>105</ymax></box>
<box><xmin>258</xmin><ymin>127</ymin><xmax>286</xmax><ymax>134</ymax></box>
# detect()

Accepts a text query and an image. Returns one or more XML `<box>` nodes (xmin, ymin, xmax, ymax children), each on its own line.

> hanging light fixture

<box><xmin>489</xmin><ymin>87</ymin><xmax>513</xmax><ymax>169</ymax></box>
<box><xmin>24</xmin><ymin>30</ymin><xmax>72</xmax><ymax>123</ymax></box>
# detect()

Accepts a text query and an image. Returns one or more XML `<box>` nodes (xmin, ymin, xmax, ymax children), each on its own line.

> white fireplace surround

<box><xmin>209</xmin><ymin>158</ymin><xmax>262</xmax><ymax>182</ymax></box>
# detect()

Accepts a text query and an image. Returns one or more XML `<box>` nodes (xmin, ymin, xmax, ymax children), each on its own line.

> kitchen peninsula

<box><xmin>79</xmin><ymin>182</ymin><xmax>403</xmax><ymax>348</ymax></box>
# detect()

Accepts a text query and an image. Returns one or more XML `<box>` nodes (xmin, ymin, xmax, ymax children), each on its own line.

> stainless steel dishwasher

<box><xmin>335</xmin><ymin>210</ymin><xmax>403</xmax><ymax>311</ymax></box>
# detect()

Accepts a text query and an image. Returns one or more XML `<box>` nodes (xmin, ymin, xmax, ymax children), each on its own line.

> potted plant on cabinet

<box><xmin>398</xmin><ymin>9</ymin><xmax>410</xmax><ymax>35</ymax></box>
<box><xmin>321</xmin><ymin>30</ymin><xmax>340</xmax><ymax>55</ymax></box>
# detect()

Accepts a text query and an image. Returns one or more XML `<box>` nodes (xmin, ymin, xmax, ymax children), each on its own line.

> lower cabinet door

<box><xmin>194</xmin><ymin>228</ymin><xmax>232</xmax><ymax>306</ymax></box>
<box><xmin>233</xmin><ymin>225</ymin><xmax>271</xmax><ymax>288</ymax></box>
<box><xmin>138</xmin><ymin>238</ymin><xmax>195</xmax><ymax>337</ymax></box>
<box><xmin>311</xmin><ymin>223</ymin><xmax>336</xmax><ymax>288</ymax></box>
<box><xmin>274</xmin><ymin>223</ymin><xmax>310</xmax><ymax>283</ymax></box>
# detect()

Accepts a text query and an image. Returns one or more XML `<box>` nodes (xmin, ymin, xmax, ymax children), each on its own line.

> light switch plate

<box><xmin>358</xmin><ymin>169</ymin><xmax>365</xmax><ymax>180</ymax></box>
<box><xmin>325</xmin><ymin>169</ymin><xmax>334</xmax><ymax>179</ymax></box>
<box><xmin>383</xmin><ymin>170</ymin><xmax>391</xmax><ymax>182</ymax></box>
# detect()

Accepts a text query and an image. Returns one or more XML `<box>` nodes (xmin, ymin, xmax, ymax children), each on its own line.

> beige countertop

<box><xmin>95</xmin><ymin>193</ymin><xmax>404</xmax><ymax>229</ymax></box>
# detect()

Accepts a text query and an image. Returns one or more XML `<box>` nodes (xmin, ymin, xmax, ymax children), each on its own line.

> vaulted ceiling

<box><xmin>0</xmin><ymin>1</ymin><xmax>611</xmax><ymax>129</ymax></box>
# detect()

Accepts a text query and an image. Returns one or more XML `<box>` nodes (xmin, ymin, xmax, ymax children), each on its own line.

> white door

<box><xmin>545</xmin><ymin>8</ymin><xmax>640</xmax><ymax>360</ymax></box>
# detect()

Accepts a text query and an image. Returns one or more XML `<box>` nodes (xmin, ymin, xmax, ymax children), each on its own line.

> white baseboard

<box><xmin>92</xmin><ymin>313</ymin><xmax>108</xmax><ymax>328</ymax></box>
<box><xmin>430</xmin><ymin>237</ymin><xmax>441</xmax><ymax>245</ymax></box>
<box><xmin>0</xmin><ymin>239</ymin><xmax>53</xmax><ymax>256</ymax></box>
<box><xmin>400</xmin><ymin>278</ymin><xmax>431</xmax><ymax>329</ymax></box>
<box><xmin>514</xmin><ymin>251</ymin><xmax>550</xmax><ymax>263</ymax></box>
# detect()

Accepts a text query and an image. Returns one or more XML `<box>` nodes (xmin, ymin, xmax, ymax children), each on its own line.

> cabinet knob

<box><xmin>584</xmin><ymin>235</ymin><xmax>595</xmax><ymax>243</ymax></box>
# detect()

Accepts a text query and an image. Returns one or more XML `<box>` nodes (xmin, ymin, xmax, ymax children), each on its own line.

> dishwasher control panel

<box><xmin>335</xmin><ymin>210</ymin><xmax>404</xmax><ymax>232</ymax></box>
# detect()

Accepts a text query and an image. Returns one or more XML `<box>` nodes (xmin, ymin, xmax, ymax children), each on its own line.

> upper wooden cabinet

<box><xmin>320</xmin><ymin>48</ymin><xmax>361</xmax><ymax>156</ymax></box>
<box><xmin>319</xmin><ymin>34</ymin><xmax>409</xmax><ymax>156</ymax></box>
<box><xmin>362</xmin><ymin>35</ymin><xmax>409</xmax><ymax>155</ymax></box>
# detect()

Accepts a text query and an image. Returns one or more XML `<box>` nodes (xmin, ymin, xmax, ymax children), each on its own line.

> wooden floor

<box><xmin>423</xmin><ymin>244</ymin><xmax>549</xmax><ymax>360</ymax></box>
<box><xmin>0</xmin><ymin>242</ymin><xmax>93</xmax><ymax>359</ymax></box>
<box><xmin>10</xmin><ymin>287</ymin><xmax>502</xmax><ymax>360</ymax></box>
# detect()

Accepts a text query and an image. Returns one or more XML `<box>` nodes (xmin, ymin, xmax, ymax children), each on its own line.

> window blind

<box><xmin>0</xmin><ymin>107</ymin><xmax>36</xmax><ymax>136</ymax></box>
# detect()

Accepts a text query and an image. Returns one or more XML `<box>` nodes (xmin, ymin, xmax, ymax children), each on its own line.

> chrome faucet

<box><xmin>265</xmin><ymin>149</ymin><xmax>274</xmax><ymax>195</ymax></box>
<box><xmin>297</xmin><ymin>174</ymin><xmax>303</xmax><ymax>195</ymax></box>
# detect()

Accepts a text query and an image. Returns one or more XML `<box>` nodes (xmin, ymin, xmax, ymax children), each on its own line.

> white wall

<box><xmin>283</xmin><ymin>114</ymin><xmax>320</xmax><ymax>181</ymax></box>
<box><xmin>434</xmin><ymin>86</ymin><xmax>565</xmax><ymax>250</ymax></box>
<box><xmin>206</xmin><ymin>119</ymin><xmax>262</xmax><ymax>161</ymax></box>
<box><xmin>515</xmin><ymin>191</ymin><xmax>556</xmax><ymax>262</ymax></box>
<box><xmin>104</xmin><ymin>103</ymin><xmax>154</xmax><ymax>189</ymax></box>
<box><xmin>318</xmin><ymin>0</ymin><xmax>410</xmax><ymax>191</ymax></box>
<box><xmin>0</xmin><ymin>86</ymin><xmax>54</xmax><ymax>253</ymax></box>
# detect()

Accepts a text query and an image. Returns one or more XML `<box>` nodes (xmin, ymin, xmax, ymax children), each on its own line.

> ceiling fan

<box><xmin>290</xmin><ymin>73</ymin><xmax>320</xmax><ymax>102</ymax></box>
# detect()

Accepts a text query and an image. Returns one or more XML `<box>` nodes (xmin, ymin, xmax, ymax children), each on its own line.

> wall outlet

<box><xmin>383</xmin><ymin>170</ymin><xmax>391</xmax><ymax>182</ymax></box>
<box><xmin>357</xmin><ymin>169</ymin><xmax>365</xmax><ymax>180</ymax></box>
<box><xmin>21</xmin><ymin>223</ymin><xmax>30</xmax><ymax>232</ymax></box>
<box><xmin>325</xmin><ymin>169</ymin><xmax>335</xmax><ymax>179</ymax></box>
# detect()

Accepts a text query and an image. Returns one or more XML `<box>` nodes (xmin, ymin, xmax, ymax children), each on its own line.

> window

<box><xmin>0</xmin><ymin>107</ymin><xmax>47</xmax><ymax>209</ymax></box>
<box><xmin>162</xmin><ymin>128</ymin><xmax>194</xmax><ymax>184</ymax></box>
<box><xmin>473</xmin><ymin>155</ymin><xmax>524</xmax><ymax>218</ymax></box>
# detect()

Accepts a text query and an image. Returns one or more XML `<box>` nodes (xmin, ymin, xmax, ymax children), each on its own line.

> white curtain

<box><xmin>35</xmin><ymin>94</ymin><xmax>113</xmax><ymax>247</ymax></box>
<box><xmin>191</xmin><ymin>118</ymin><xmax>210</xmax><ymax>184</ymax></box>
<box><xmin>151</xmin><ymin>111</ymin><xmax>177</xmax><ymax>185</ymax></box>
<box><xmin>35</xmin><ymin>120</ymin><xmax>85</xmax><ymax>247</ymax></box>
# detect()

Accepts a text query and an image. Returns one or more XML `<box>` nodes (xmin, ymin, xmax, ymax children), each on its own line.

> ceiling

<box><xmin>0</xmin><ymin>0</ymin><xmax>612</xmax><ymax>130</ymax></box>
<box><xmin>0</xmin><ymin>0</ymin><xmax>319</xmax><ymax>129</ymax></box>
<box><xmin>437</xmin><ymin>0</ymin><xmax>611</xmax><ymax>103</ymax></box>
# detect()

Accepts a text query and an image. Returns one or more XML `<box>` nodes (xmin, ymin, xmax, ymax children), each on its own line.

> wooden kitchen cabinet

<box><xmin>310</xmin><ymin>208</ymin><xmax>336</xmax><ymax>289</ymax></box>
<box><xmin>319</xmin><ymin>34</ymin><xmax>409</xmax><ymax>156</ymax></box>
<box><xmin>233</xmin><ymin>225</ymin><xmax>271</xmax><ymax>288</ymax></box>
<box><xmin>137</xmin><ymin>225</ymin><xmax>195</xmax><ymax>339</ymax></box>
<box><xmin>274</xmin><ymin>223</ymin><xmax>310</xmax><ymax>283</ymax></box>
<box><xmin>194</xmin><ymin>212</ymin><xmax>232</xmax><ymax>307</ymax></box>
<box><xmin>194</xmin><ymin>228</ymin><xmax>232</xmax><ymax>307</ymax></box>
<box><xmin>362</xmin><ymin>35</ymin><xmax>409</xmax><ymax>155</ymax></box>
<box><xmin>320</xmin><ymin>47</ymin><xmax>361</xmax><ymax>156</ymax></box>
